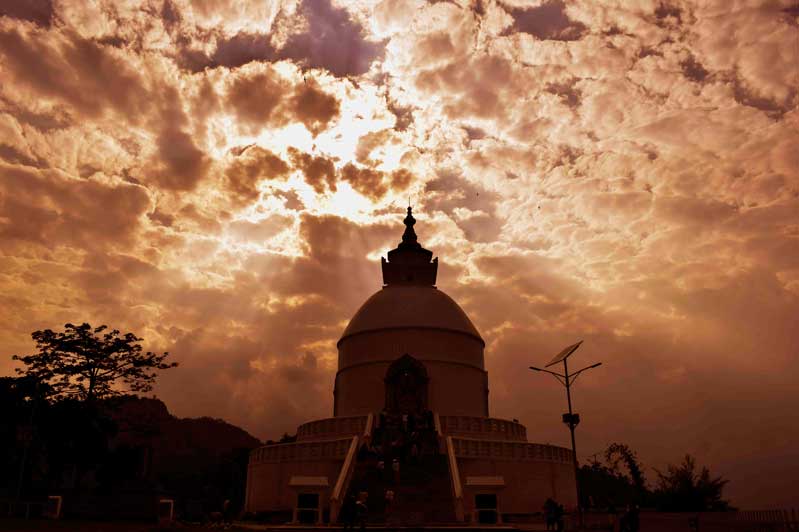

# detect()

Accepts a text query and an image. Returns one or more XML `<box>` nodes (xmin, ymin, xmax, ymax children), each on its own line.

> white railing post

<box><xmin>329</xmin><ymin>435</ymin><xmax>359</xmax><ymax>524</ymax></box>
<box><xmin>364</xmin><ymin>412</ymin><xmax>374</xmax><ymax>443</ymax></box>
<box><xmin>446</xmin><ymin>435</ymin><xmax>465</xmax><ymax>522</ymax></box>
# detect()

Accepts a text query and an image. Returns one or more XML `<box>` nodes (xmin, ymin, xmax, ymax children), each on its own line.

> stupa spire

<box><xmin>400</xmin><ymin>206</ymin><xmax>421</xmax><ymax>249</ymax></box>
<box><xmin>381</xmin><ymin>206</ymin><xmax>438</xmax><ymax>286</ymax></box>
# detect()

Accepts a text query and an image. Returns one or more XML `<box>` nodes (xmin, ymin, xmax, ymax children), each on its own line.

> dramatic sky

<box><xmin>1</xmin><ymin>0</ymin><xmax>797</xmax><ymax>508</ymax></box>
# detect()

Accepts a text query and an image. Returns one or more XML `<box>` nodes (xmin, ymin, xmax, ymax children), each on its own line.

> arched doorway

<box><xmin>384</xmin><ymin>354</ymin><xmax>429</xmax><ymax>414</ymax></box>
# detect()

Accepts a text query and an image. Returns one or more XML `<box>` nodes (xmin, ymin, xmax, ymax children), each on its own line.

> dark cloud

<box><xmin>386</xmin><ymin>97</ymin><xmax>414</xmax><ymax>131</ymax></box>
<box><xmin>225</xmin><ymin>146</ymin><xmax>290</xmax><ymax>204</ymax></box>
<box><xmin>290</xmin><ymin>79</ymin><xmax>340</xmax><ymax>135</ymax></box>
<box><xmin>731</xmin><ymin>75</ymin><xmax>796</xmax><ymax>120</ymax></box>
<box><xmin>545</xmin><ymin>78</ymin><xmax>582</xmax><ymax>108</ymax></box>
<box><xmin>0</xmin><ymin>102</ymin><xmax>71</xmax><ymax>131</ymax></box>
<box><xmin>462</xmin><ymin>125</ymin><xmax>488</xmax><ymax>141</ymax></box>
<box><xmin>355</xmin><ymin>129</ymin><xmax>394</xmax><ymax>164</ymax></box>
<box><xmin>279</xmin><ymin>0</ymin><xmax>385</xmax><ymax>76</ymax></box>
<box><xmin>272</xmin><ymin>188</ymin><xmax>305</xmax><ymax>211</ymax></box>
<box><xmin>169</xmin><ymin>0</ymin><xmax>385</xmax><ymax>77</ymax></box>
<box><xmin>148</xmin><ymin>208</ymin><xmax>175</xmax><ymax>228</ymax></box>
<box><xmin>0</xmin><ymin>144</ymin><xmax>46</xmax><ymax>168</ymax></box>
<box><xmin>225</xmin><ymin>69</ymin><xmax>339</xmax><ymax>136</ymax></box>
<box><xmin>340</xmin><ymin>162</ymin><xmax>388</xmax><ymax>199</ymax></box>
<box><xmin>226</xmin><ymin>69</ymin><xmax>290</xmax><ymax>133</ymax></box>
<box><xmin>340</xmin><ymin>163</ymin><xmax>413</xmax><ymax>201</ymax></box>
<box><xmin>414</xmin><ymin>32</ymin><xmax>457</xmax><ymax>64</ymax></box>
<box><xmin>680</xmin><ymin>55</ymin><xmax>709</xmax><ymax>83</ymax></box>
<box><xmin>0</xmin><ymin>26</ymin><xmax>149</xmax><ymax>121</ymax></box>
<box><xmin>0</xmin><ymin>164</ymin><xmax>150</xmax><ymax>250</ymax></box>
<box><xmin>211</xmin><ymin>32</ymin><xmax>276</xmax><ymax>70</ymax></box>
<box><xmin>0</xmin><ymin>0</ymin><xmax>54</xmax><ymax>27</ymax></box>
<box><xmin>154</xmin><ymin>127</ymin><xmax>209</xmax><ymax>190</ymax></box>
<box><xmin>504</xmin><ymin>0</ymin><xmax>587</xmax><ymax>41</ymax></box>
<box><xmin>654</xmin><ymin>2</ymin><xmax>683</xmax><ymax>28</ymax></box>
<box><xmin>289</xmin><ymin>148</ymin><xmax>338</xmax><ymax>194</ymax></box>
<box><xmin>161</xmin><ymin>0</ymin><xmax>182</xmax><ymax>33</ymax></box>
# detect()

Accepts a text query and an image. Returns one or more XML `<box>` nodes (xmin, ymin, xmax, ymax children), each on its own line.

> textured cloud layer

<box><xmin>1</xmin><ymin>0</ymin><xmax>797</xmax><ymax>508</ymax></box>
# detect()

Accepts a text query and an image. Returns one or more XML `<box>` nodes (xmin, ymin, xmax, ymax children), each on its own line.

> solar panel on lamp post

<box><xmin>530</xmin><ymin>340</ymin><xmax>602</xmax><ymax>530</ymax></box>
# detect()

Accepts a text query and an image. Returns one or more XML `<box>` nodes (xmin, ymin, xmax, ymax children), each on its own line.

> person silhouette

<box><xmin>543</xmin><ymin>498</ymin><xmax>557</xmax><ymax>530</ymax></box>
<box><xmin>355</xmin><ymin>498</ymin><xmax>368</xmax><ymax>531</ymax></box>
<box><xmin>341</xmin><ymin>495</ymin><xmax>357</xmax><ymax>530</ymax></box>
<box><xmin>554</xmin><ymin>503</ymin><xmax>565</xmax><ymax>532</ymax></box>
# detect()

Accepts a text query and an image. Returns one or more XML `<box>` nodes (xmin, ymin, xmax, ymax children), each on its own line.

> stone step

<box><xmin>345</xmin><ymin>454</ymin><xmax>456</xmax><ymax>524</ymax></box>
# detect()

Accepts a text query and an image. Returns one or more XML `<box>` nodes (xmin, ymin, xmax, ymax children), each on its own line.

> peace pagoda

<box><xmin>245</xmin><ymin>208</ymin><xmax>576</xmax><ymax>524</ymax></box>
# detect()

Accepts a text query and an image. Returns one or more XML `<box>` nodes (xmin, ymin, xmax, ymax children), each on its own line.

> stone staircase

<box><xmin>347</xmin><ymin>454</ymin><xmax>456</xmax><ymax>524</ymax></box>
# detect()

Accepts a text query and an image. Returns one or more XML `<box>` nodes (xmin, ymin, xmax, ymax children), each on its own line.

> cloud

<box><xmin>0</xmin><ymin>0</ymin><xmax>54</xmax><ymax>27</ymax></box>
<box><xmin>225</xmin><ymin>65</ymin><xmax>340</xmax><ymax>136</ymax></box>
<box><xmin>289</xmin><ymin>147</ymin><xmax>338</xmax><ymax>194</ymax></box>
<box><xmin>225</xmin><ymin>67</ymin><xmax>292</xmax><ymax>133</ymax></box>
<box><xmin>503</xmin><ymin>0</ymin><xmax>587</xmax><ymax>41</ymax></box>
<box><xmin>290</xmin><ymin>79</ymin><xmax>340</xmax><ymax>135</ymax></box>
<box><xmin>279</xmin><ymin>0</ymin><xmax>385</xmax><ymax>76</ymax></box>
<box><xmin>0</xmin><ymin>164</ymin><xmax>150</xmax><ymax>250</ymax></box>
<box><xmin>211</xmin><ymin>31</ymin><xmax>276</xmax><ymax>69</ymax></box>
<box><xmin>225</xmin><ymin>146</ymin><xmax>290</xmax><ymax>204</ymax></box>
<box><xmin>0</xmin><ymin>22</ymin><xmax>149</xmax><ymax>121</ymax></box>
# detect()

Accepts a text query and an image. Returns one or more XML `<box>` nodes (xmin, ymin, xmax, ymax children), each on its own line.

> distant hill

<box><xmin>104</xmin><ymin>395</ymin><xmax>261</xmax><ymax>512</ymax></box>
<box><xmin>109</xmin><ymin>395</ymin><xmax>261</xmax><ymax>458</ymax></box>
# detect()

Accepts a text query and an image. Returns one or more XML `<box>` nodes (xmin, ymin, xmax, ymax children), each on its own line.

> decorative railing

<box><xmin>250</xmin><ymin>438</ymin><xmax>353</xmax><ymax>464</ymax></box>
<box><xmin>439</xmin><ymin>415</ymin><xmax>527</xmax><ymax>441</ymax></box>
<box><xmin>363</xmin><ymin>413</ymin><xmax>373</xmax><ymax>442</ymax></box>
<box><xmin>446</xmin><ymin>435</ymin><xmax>465</xmax><ymax>522</ymax></box>
<box><xmin>329</xmin><ymin>436</ymin><xmax>360</xmax><ymax>524</ymax></box>
<box><xmin>296</xmin><ymin>416</ymin><xmax>368</xmax><ymax>441</ymax></box>
<box><xmin>449</xmin><ymin>437</ymin><xmax>572</xmax><ymax>464</ymax></box>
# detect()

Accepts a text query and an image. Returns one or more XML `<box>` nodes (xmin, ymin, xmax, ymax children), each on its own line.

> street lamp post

<box><xmin>530</xmin><ymin>341</ymin><xmax>602</xmax><ymax>529</ymax></box>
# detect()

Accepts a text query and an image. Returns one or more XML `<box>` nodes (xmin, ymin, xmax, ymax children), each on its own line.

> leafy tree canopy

<box><xmin>606</xmin><ymin>442</ymin><xmax>647</xmax><ymax>493</ymax></box>
<box><xmin>580</xmin><ymin>442</ymin><xmax>651</xmax><ymax>509</ymax></box>
<box><xmin>655</xmin><ymin>454</ymin><xmax>731</xmax><ymax>512</ymax></box>
<box><xmin>13</xmin><ymin>323</ymin><xmax>177</xmax><ymax>402</ymax></box>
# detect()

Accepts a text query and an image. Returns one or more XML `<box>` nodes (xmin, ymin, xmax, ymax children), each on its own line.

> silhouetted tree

<box><xmin>579</xmin><ymin>442</ymin><xmax>652</xmax><ymax>509</ymax></box>
<box><xmin>654</xmin><ymin>454</ymin><xmax>731</xmax><ymax>512</ymax></box>
<box><xmin>13</xmin><ymin>323</ymin><xmax>177</xmax><ymax>402</ymax></box>
<box><xmin>606</xmin><ymin>442</ymin><xmax>648</xmax><ymax>501</ymax></box>
<box><xmin>279</xmin><ymin>432</ymin><xmax>297</xmax><ymax>443</ymax></box>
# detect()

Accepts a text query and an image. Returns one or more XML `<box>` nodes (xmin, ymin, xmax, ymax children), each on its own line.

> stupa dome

<box><xmin>339</xmin><ymin>285</ymin><xmax>483</xmax><ymax>346</ymax></box>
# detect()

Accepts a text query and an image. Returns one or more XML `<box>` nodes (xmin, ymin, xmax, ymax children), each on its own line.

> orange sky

<box><xmin>1</xmin><ymin>0</ymin><xmax>797</xmax><ymax>509</ymax></box>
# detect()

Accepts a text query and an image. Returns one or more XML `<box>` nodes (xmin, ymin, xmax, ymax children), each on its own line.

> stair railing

<box><xmin>329</xmin><ymin>435</ymin><xmax>359</xmax><ymax>523</ymax></box>
<box><xmin>438</xmin><ymin>412</ymin><xmax>465</xmax><ymax>523</ymax></box>
<box><xmin>363</xmin><ymin>412</ymin><xmax>374</xmax><ymax>444</ymax></box>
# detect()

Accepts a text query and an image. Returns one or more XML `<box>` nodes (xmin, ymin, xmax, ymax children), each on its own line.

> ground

<box><xmin>0</xmin><ymin>519</ymin><xmax>251</xmax><ymax>532</ymax></box>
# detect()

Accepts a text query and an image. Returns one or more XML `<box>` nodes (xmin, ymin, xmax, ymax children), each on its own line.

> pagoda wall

<box><xmin>245</xmin><ymin>438</ymin><xmax>351</xmax><ymax>515</ymax></box>
<box><xmin>296</xmin><ymin>415</ymin><xmax>367</xmax><ymax>442</ymax></box>
<box><xmin>451</xmin><ymin>438</ymin><xmax>577</xmax><ymax>518</ymax></box>
<box><xmin>338</xmin><ymin>328</ymin><xmax>484</xmax><ymax>370</ymax></box>
<box><xmin>439</xmin><ymin>415</ymin><xmax>527</xmax><ymax>441</ymax></box>
<box><xmin>334</xmin><ymin>359</ymin><xmax>488</xmax><ymax>417</ymax></box>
